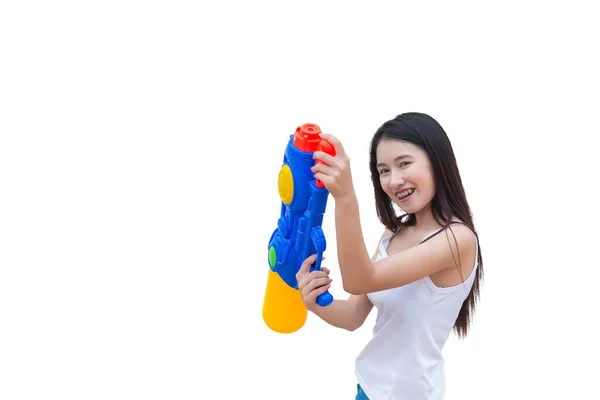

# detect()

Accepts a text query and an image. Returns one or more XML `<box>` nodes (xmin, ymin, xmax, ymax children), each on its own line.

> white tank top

<box><xmin>355</xmin><ymin>226</ymin><xmax>479</xmax><ymax>400</ymax></box>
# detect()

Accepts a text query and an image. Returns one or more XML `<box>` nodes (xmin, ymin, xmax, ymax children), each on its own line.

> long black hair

<box><xmin>369</xmin><ymin>112</ymin><xmax>483</xmax><ymax>338</ymax></box>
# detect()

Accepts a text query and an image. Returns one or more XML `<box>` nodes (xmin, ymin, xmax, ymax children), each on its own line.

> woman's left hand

<box><xmin>311</xmin><ymin>133</ymin><xmax>356</xmax><ymax>201</ymax></box>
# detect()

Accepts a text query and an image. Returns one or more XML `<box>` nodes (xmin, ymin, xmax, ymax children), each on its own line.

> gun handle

<box><xmin>316</xmin><ymin>290</ymin><xmax>334</xmax><ymax>307</ymax></box>
<box><xmin>315</xmin><ymin>139</ymin><xmax>336</xmax><ymax>189</ymax></box>
<box><xmin>310</xmin><ymin>254</ymin><xmax>334</xmax><ymax>307</ymax></box>
<box><xmin>309</xmin><ymin>271</ymin><xmax>333</xmax><ymax>306</ymax></box>
<box><xmin>310</xmin><ymin>227</ymin><xmax>333</xmax><ymax>307</ymax></box>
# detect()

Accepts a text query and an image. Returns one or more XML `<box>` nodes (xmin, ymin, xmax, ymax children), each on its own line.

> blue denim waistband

<box><xmin>356</xmin><ymin>384</ymin><xmax>370</xmax><ymax>400</ymax></box>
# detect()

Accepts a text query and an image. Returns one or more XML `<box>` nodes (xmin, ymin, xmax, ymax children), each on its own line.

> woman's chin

<box><xmin>394</xmin><ymin>199</ymin><xmax>416</xmax><ymax>213</ymax></box>
<box><xmin>395</xmin><ymin>202</ymin><xmax>425</xmax><ymax>217</ymax></box>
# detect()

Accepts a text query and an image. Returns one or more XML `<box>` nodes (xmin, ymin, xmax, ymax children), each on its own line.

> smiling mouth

<box><xmin>396</xmin><ymin>188</ymin><xmax>415</xmax><ymax>200</ymax></box>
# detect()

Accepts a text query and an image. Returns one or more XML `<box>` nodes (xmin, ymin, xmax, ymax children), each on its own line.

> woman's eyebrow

<box><xmin>376</xmin><ymin>155</ymin><xmax>411</xmax><ymax>168</ymax></box>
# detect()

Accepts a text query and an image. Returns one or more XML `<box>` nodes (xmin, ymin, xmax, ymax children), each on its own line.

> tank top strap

<box><xmin>420</xmin><ymin>221</ymin><xmax>466</xmax><ymax>244</ymax></box>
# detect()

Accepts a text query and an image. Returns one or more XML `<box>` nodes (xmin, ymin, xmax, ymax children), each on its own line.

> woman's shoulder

<box><xmin>446</xmin><ymin>219</ymin><xmax>477</xmax><ymax>239</ymax></box>
<box><xmin>421</xmin><ymin>218</ymin><xmax>476</xmax><ymax>245</ymax></box>
<box><xmin>424</xmin><ymin>220</ymin><xmax>478</xmax><ymax>258</ymax></box>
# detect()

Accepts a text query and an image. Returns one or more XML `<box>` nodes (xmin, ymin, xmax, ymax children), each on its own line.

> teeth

<box><xmin>396</xmin><ymin>188</ymin><xmax>415</xmax><ymax>199</ymax></box>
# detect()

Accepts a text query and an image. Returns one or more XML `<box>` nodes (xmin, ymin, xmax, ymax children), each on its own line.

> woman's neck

<box><xmin>413</xmin><ymin>207</ymin><xmax>455</xmax><ymax>232</ymax></box>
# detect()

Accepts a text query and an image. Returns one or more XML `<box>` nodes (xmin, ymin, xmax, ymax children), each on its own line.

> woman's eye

<box><xmin>378</xmin><ymin>169</ymin><xmax>388</xmax><ymax>175</ymax></box>
<box><xmin>399</xmin><ymin>162</ymin><xmax>410</xmax><ymax>167</ymax></box>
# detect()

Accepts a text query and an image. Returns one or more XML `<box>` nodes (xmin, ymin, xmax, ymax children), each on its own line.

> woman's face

<box><xmin>375</xmin><ymin>138</ymin><xmax>436</xmax><ymax>214</ymax></box>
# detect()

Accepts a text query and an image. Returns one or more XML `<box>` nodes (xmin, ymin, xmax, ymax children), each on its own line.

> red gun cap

<box><xmin>293</xmin><ymin>123</ymin><xmax>322</xmax><ymax>152</ymax></box>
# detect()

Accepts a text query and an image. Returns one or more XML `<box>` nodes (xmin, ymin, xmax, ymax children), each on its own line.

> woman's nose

<box><xmin>389</xmin><ymin>172</ymin><xmax>405</xmax><ymax>188</ymax></box>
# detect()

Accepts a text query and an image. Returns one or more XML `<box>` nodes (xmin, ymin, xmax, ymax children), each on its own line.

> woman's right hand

<box><xmin>296</xmin><ymin>254</ymin><xmax>333</xmax><ymax>311</ymax></box>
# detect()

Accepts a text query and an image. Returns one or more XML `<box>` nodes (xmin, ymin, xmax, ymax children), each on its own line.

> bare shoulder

<box><xmin>436</xmin><ymin>222</ymin><xmax>477</xmax><ymax>272</ymax></box>
<box><xmin>446</xmin><ymin>222</ymin><xmax>476</xmax><ymax>243</ymax></box>
<box><xmin>434</xmin><ymin>221</ymin><xmax>476</xmax><ymax>247</ymax></box>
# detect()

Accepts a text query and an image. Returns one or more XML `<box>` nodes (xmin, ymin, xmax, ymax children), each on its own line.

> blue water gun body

<box><xmin>267</xmin><ymin>123</ymin><xmax>334</xmax><ymax>307</ymax></box>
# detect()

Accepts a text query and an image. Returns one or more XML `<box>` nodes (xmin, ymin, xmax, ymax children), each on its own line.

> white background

<box><xmin>1</xmin><ymin>1</ymin><xmax>598</xmax><ymax>399</ymax></box>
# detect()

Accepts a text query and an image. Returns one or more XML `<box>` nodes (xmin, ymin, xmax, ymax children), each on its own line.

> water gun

<box><xmin>262</xmin><ymin>123</ymin><xmax>336</xmax><ymax>334</ymax></box>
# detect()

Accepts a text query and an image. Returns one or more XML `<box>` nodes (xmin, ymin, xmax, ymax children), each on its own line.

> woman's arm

<box><xmin>335</xmin><ymin>198</ymin><xmax>476</xmax><ymax>294</ymax></box>
<box><xmin>309</xmin><ymin>295</ymin><xmax>373</xmax><ymax>331</ymax></box>
<box><xmin>299</xmin><ymin>228</ymin><xmax>392</xmax><ymax>330</ymax></box>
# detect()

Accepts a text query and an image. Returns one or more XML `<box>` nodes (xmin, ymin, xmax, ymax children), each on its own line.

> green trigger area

<box><xmin>268</xmin><ymin>246</ymin><xmax>277</xmax><ymax>268</ymax></box>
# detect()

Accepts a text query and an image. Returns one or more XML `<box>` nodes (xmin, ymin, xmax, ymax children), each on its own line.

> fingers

<box><xmin>297</xmin><ymin>254</ymin><xmax>316</xmax><ymax>278</ymax></box>
<box><xmin>311</xmin><ymin>160</ymin><xmax>336</xmax><ymax>176</ymax></box>
<box><xmin>297</xmin><ymin>268</ymin><xmax>329</xmax><ymax>290</ymax></box>
<box><xmin>306</xmin><ymin>281</ymin><xmax>332</xmax><ymax>304</ymax></box>
<box><xmin>296</xmin><ymin>254</ymin><xmax>329</xmax><ymax>279</ymax></box>
<box><xmin>302</xmin><ymin>275</ymin><xmax>332</xmax><ymax>294</ymax></box>
<box><xmin>301</xmin><ymin>276</ymin><xmax>333</xmax><ymax>305</ymax></box>
<box><xmin>296</xmin><ymin>254</ymin><xmax>332</xmax><ymax>308</ymax></box>
<box><xmin>319</xmin><ymin>133</ymin><xmax>346</xmax><ymax>157</ymax></box>
<box><xmin>296</xmin><ymin>254</ymin><xmax>319</xmax><ymax>289</ymax></box>
<box><xmin>312</xmin><ymin>150</ymin><xmax>337</xmax><ymax>166</ymax></box>
<box><xmin>313</xmin><ymin>172</ymin><xmax>328</xmax><ymax>187</ymax></box>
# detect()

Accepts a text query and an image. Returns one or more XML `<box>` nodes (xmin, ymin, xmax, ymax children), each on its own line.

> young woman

<box><xmin>296</xmin><ymin>112</ymin><xmax>483</xmax><ymax>400</ymax></box>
